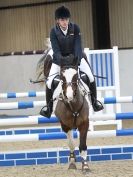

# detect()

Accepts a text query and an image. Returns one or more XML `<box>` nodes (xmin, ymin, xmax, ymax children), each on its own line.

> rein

<box><xmin>30</xmin><ymin>72</ymin><xmax>59</xmax><ymax>84</ymax></box>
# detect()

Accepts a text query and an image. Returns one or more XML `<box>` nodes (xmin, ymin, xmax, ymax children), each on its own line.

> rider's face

<box><xmin>57</xmin><ymin>18</ymin><xmax>69</xmax><ymax>30</ymax></box>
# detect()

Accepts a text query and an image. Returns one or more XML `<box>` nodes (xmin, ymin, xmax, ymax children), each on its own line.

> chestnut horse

<box><xmin>36</xmin><ymin>51</ymin><xmax>90</xmax><ymax>172</ymax></box>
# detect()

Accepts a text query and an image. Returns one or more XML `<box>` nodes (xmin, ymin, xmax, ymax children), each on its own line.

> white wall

<box><xmin>118</xmin><ymin>49</ymin><xmax>133</xmax><ymax>112</ymax></box>
<box><xmin>0</xmin><ymin>49</ymin><xmax>133</xmax><ymax>116</ymax></box>
<box><xmin>0</xmin><ymin>54</ymin><xmax>45</xmax><ymax>116</ymax></box>
<box><xmin>0</xmin><ymin>54</ymin><xmax>44</xmax><ymax>92</ymax></box>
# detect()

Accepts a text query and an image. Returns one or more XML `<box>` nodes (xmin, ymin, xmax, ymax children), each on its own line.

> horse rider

<box><xmin>40</xmin><ymin>6</ymin><xmax>104</xmax><ymax>118</ymax></box>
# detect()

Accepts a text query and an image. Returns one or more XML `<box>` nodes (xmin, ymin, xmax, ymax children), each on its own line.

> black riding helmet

<box><xmin>55</xmin><ymin>6</ymin><xmax>71</xmax><ymax>19</ymax></box>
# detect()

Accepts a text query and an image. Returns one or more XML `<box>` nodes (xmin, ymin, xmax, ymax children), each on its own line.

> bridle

<box><xmin>61</xmin><ymin>79</ymin><xmax>79</xmax><ymax>98</ymax></box>
<box><xmin>60</xmin><ymin>68</ymin><xmax>85</xmax><ymax>121</ymax></box>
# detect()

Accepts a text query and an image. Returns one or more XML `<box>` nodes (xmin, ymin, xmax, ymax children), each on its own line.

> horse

<box><xmin>36</xmin><ymin>49</ymin><xmax>90</xmax><ymax>172</ymax></box>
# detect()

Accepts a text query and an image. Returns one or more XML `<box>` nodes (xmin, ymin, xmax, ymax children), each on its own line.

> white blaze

<box><xmin>63</xmin><ymin>68</ymin><xmax>77</xmax><ymax>101</ymax></box>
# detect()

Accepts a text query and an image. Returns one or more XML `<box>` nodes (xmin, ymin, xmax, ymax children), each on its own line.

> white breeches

<box><xmin>79</xmin><ymin>58</ymin><xmax>94</xmax><ymax>83</ymax></box>
<box><xmin>46</xmin><ymin>63</ymin><xmax>60</xmax><ymax>89</ymax></box>
<box><xmin>46</xmin><ymin>57</ymin><xmax>94</xmax><ymax>89</ymax></box>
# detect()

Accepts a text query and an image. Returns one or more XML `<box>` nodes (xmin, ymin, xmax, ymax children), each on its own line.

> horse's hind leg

<box><xmin>61</xmin><ymin>123</ymin><xmax>77</xmax><ymax>170</ymax></box>
<box><xmin>78</xmin><ymin>120</ymin><xmax>90</xmax><ymax>172</ymax></box>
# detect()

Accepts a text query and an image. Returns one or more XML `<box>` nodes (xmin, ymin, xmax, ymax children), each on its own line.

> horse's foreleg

<box><xmin>78</xmin><ymin>121</ymin><xmax>89</xmax><ymax>172</ymax></box>
<box><xmin>66</xmin><ymin>130</ymin><xmax>75</xmax><ymax>153</ymax></box>
<box><xmin>66</xmin><ymin>130</ymin><xmax>77</xmax><ymax>170</ymax></box>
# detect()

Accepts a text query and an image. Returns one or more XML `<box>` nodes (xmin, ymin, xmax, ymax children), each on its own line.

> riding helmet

<box><xmin>55</xmin><ymin>6</ymin><xmax>71</xmax><ymax>19</ymax></box>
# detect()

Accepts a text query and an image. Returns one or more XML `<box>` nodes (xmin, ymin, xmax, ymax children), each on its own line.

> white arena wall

<box><xmin>118</xmin><ymin>49</ymin><xmax>133</xmax><ymax>112</ymax></box>
<box><xmin>0</xmin><ymin>49</ymin><xmax>133</xmax><ymax>115</ymax></box>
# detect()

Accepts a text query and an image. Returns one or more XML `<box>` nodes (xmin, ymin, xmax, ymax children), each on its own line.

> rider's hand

<box><xmin>69</xmin><ymin>54</ymin><xmax>75</xmax><ymax>60</ymax></box>
<box><xmin>61</xmin><ymin>54</ymin><xmax>75</xmax><ymax>66</ymax></box>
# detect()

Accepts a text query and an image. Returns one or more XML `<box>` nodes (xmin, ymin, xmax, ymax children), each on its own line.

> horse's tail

<box><xmin>35</xmin><ymin>48</ymin><xmax>49</xmax><ymax>86</ymax></box>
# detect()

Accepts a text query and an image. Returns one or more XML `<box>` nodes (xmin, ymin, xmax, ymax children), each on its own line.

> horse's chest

<box><xmin>55</xmin><ymin>109</ymin><xmax>83</xmax><ymax>129</ymax></box>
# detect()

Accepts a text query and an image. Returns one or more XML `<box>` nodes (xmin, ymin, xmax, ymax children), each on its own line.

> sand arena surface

<box><xmin>0</xmin><ymin>120</ymin><xmax>133</xmax><ymax>176</ymax></box>
<box><xmin>0</xmin><ymin>160</ymin><xmax>133</xmax><ymax>177</ymax></box>
<box><xmin>0</xmin><ymin>136</ymin><xmax>133</xmax><ymax>177</ymax></box>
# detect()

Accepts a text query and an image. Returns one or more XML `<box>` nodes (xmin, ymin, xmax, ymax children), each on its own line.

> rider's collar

<box><xmin>59</xmin><ymin>25</ymin><xmax>68</xmax><ymax>36</ymax></box>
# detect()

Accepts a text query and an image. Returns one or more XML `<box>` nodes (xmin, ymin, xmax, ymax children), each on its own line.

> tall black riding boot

<box><xmin>90</xmin><ymin>81</ymin><xmax>104</xmax><ymax>112</ymax></box>
<box><xmin>40</xmin><ymin>86</ymin><xmax>53</xmax><ymax>118</ymax></box>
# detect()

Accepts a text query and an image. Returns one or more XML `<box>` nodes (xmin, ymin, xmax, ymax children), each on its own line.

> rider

<box><xmin>40</xmin><ymin>6</ymin><xmax>104</xmax><ymax>118</ymax></box>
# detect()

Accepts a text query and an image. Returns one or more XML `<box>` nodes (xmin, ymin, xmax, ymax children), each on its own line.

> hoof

<box><xmin>82</xmin><ymin>162</ymin><xmax>90</xmax><ymax>173</ymax></box>
<box><xmin>68</xmin><ymin>162</ymin><xmax>77</xmax><ymax>170</ymax></box>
